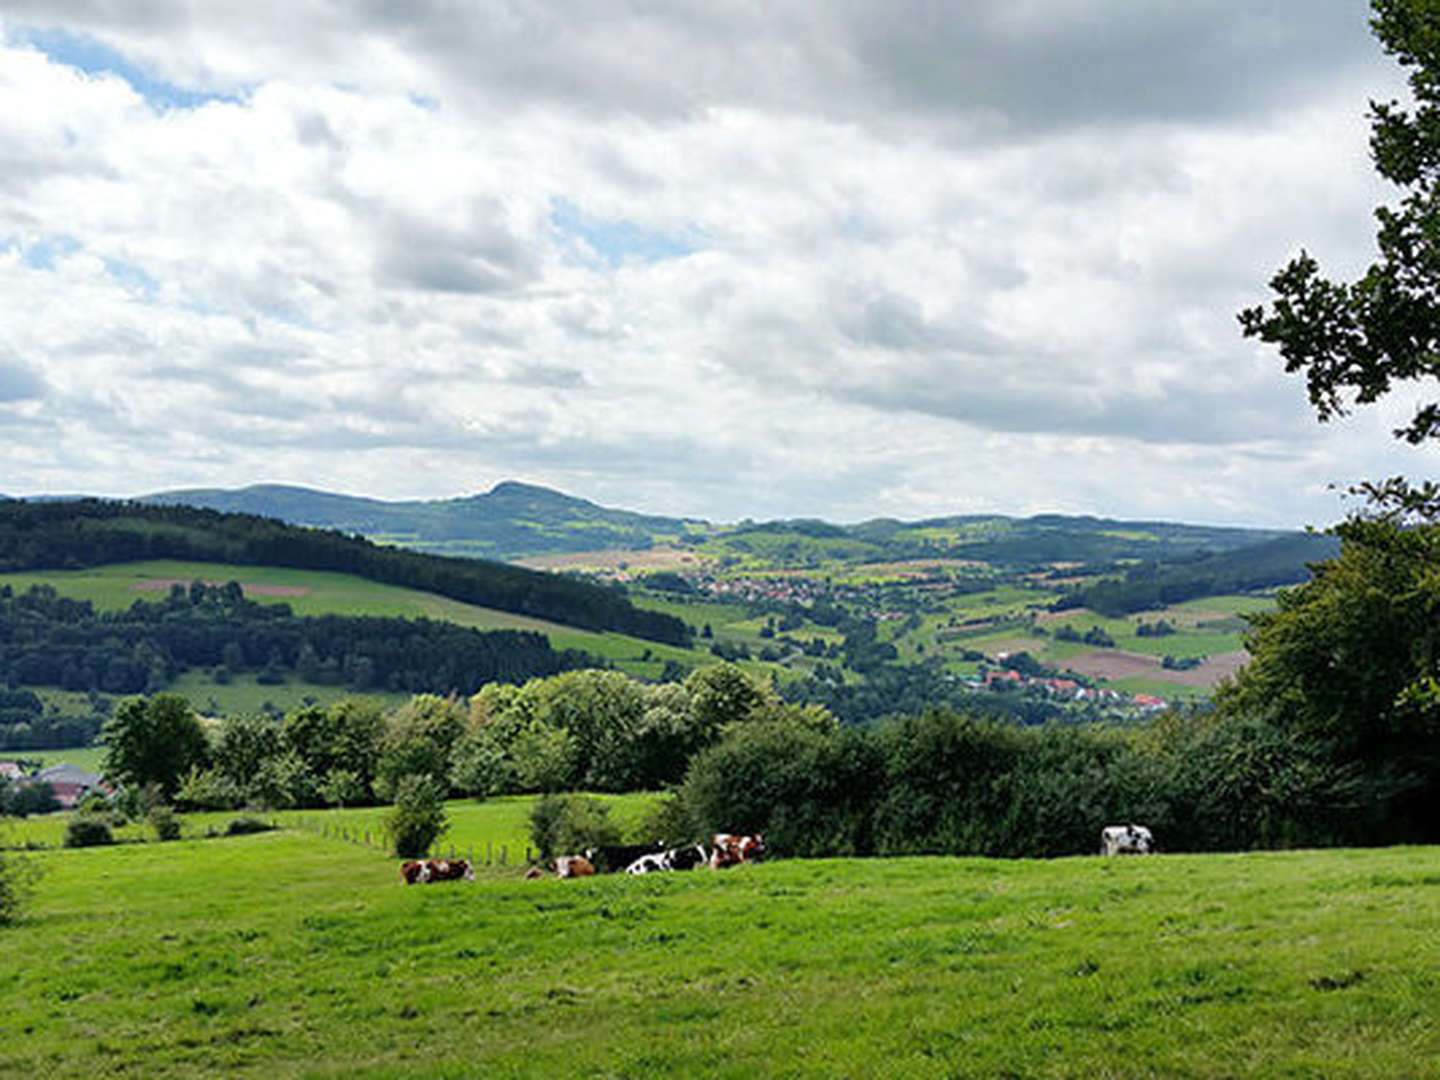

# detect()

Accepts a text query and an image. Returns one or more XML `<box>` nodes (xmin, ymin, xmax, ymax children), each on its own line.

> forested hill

<box><xmin>0</xmin><ymin>500</ymin><xmax>692</xmax><ymax>646</ymax></box>
<box><xmin>1053</xmin><ymin>531</ymin><xmax>1342</xmax><ymax>615</ymax></box>
<box><xmin>141</xmin><ymin>480</ymin><xmax>704</xmax><ymax>558</ymax></box>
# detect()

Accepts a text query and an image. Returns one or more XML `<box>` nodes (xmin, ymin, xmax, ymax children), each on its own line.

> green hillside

<box><xmin>0</xmin><ymin>559</ymin><xmax>707</xmax><ymax>668</ymax></box>
<box><xmin>1</xmin><ymin>820</ymin><xmax>1436</xmax><ymax>1077</ymax></box>
<box><xmin>143</xmin><ymin>480</ymin><xmax>708</xmax><ymax>559</ymax></box>
<box><xmin>0</xmin><ymin>498</ymin><xmax>691</xmax><ymax>646</ymax></box>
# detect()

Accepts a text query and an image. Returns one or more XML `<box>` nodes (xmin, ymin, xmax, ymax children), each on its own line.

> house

<box><xmin>33</xmin><ymin>763</ymin><xmax>106</xmax><ymax>809</ymax></box>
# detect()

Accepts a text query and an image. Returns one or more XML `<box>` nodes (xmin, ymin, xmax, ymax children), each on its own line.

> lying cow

<box><xmin>624</xmin><ymin>843</ymin><xmax>710</xmax><ymax>875</ymax></box>
<box><xmin>710</xmin><ymin>833</ymin><xmax>765</xmax><ymax>869</ymax></box>
<box><xmin>554</xmin><ymin>854</ymin><xmax>596</xmax><ymax>879</ymax></box>
<box><xmin>1100</xmin><ymin>824</ymin><xmax>1154</xmax><ymax>856</ymax></box>
<box><xmin>399</xmin><ymin>858</ymin><xmax>476</xmax><ymax>884</ymax></box>
<box><xmin>587</xmin><ymin>842</ymin><xmax>667</xmax><ymax>874</ymax></box>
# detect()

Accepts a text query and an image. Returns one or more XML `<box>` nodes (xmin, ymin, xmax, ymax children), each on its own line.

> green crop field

<box><xmin>1</xmin><ymin>822</ymin><xmax>1436</xmax><ymax>1078</ymax></box>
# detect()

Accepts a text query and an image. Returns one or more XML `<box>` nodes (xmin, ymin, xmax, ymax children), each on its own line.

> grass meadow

<box><xmin>1</xmin><ymin>801</ymin><xmax>1437</xmax><ymax>1078</ymax></box>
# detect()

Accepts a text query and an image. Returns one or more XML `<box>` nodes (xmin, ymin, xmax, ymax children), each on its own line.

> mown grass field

<box><xmin>2</xmin><ymin>822</ymin><xmax>1436</xmax><ymax>1078</ymax></box>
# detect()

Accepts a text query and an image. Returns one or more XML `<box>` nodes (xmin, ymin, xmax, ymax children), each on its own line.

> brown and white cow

<box><xmin>399</xmin><ymin>858</ymin><xmax>476</xmax><ymax>884</ymax></box>
<box><xmin>709</xmin><ymin>833</ymin><xmax>765</xmax><ymax>869</ymax></box>
<box><xmin>553</xmin><ymin>854</ymin><xmax>596</xmax><ymax>879</ymax></box>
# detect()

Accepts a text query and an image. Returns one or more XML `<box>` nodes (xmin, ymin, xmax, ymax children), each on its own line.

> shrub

<box><xmin>632</xmin><ymin>791</ymin><xmax>696</xmax><ymax>847</ymax></box>
<box><xmin>528</xmin><ymin>794</ymin><xmax>621</xmax><ymax>861</ymax></box>
<box><xmin>384</xmin><ymin>774</ymin><xmax>449</xmax><ymax>859</ymax></box>
<box><xmin>176</xmin><ymin>766</ymin><xmax>244</xmax><ymax>811</ymax></box>
<box><xmin>224</xmin><ymin>816</ymin><xmax>275</xmax><ymax>836</ymax></box>
<box><xmin>682</xmin><ymin>722</ymin><xmax>883</xmax><ymax>857</ymax></box>
<box><xmin>64</xmin><ymin>817</ymin><xmax>115</xmax><ymax>848</ymax></box>
<box><xmin>148</xmin><ymin>805</ymin><xmax>182</xmax><ymax>842</ymax></box>
<box><xmin>0</xmin><ymin>853</ymin><xmax>41</xmax><ymax>925</ymax></box>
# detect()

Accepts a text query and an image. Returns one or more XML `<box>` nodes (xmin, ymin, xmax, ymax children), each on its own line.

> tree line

<box><xmin>0</xmin><ymin>581</ymin><xmax>591</xmax><ymax>703</ymax></box>
<box><xmin>92</xmin><ymin>664</ymin><xmax>822</xmax><ymax>812</ymax></box>
<box><xmin>0</xmin><ymin>499</ymin><xmax>691</xmax><ymax>645</ymax></box>
<box><xmin>1054</xmin><ymin>532</ymin><xmax>1339</xmax><ymax>616</ymax></box>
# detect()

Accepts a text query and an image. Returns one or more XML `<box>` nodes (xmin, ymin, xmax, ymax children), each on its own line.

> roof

<box><xmin>37</xmin><ymin>763</ymin><xmax>102</xmax><ymax>786</ymax></box>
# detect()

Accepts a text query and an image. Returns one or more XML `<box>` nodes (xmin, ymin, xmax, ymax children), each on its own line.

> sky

<box><xmin>0</xmin><ymin>1</ymin><xmax>1435</xmax><ymax>529</ymax></box>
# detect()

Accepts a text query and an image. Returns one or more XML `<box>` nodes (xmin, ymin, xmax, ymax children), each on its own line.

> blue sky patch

<box><xmin>22</xmin><ymin>234</ymin><xmax>82</xmax><ymax>270</ymax></box>
<box><xmin>104</xmin><ymin>257</ymin><xmax>160</xmax><ymax>300</ymax></box>
<box><xmin>12</xmin><ymin>26</ymin><xmax>242</xmax><ymax>111</ymax></box>
<box><xmin>550</xmin><ymin>199</ymin><xmax>699</xmax><ymax>268</ymax></box>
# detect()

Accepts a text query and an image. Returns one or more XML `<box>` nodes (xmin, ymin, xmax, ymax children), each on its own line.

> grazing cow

<box><xmin>1100</xmin><ymin>824</ymin><xmax>1154</xmax><ymax>856</ymax></box>
<box><xmin>554</xmin><ymin>854</ymin><xmax>596</xmax><ymax>879</ymax></box>
<box><xmin>587</xmin><ymin>842</ymin><xmax>666</xmax><ymax>874</ymax></box>
<box><xmin>399</xmin><ymin>858</ymin><xmax>476</xmax><ymax>884</ymax></box>
<box><xmin>710</xmin><ymin>833</ymin><xmax>765</xmax><ymax>869</ymax></box>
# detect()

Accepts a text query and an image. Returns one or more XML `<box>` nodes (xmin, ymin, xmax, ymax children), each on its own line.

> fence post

<box><xmin>486</xmin><ymin>841</ymin><xmax>492</xmax><ymax>866</ymax></box>
<box><xmin>526</xmin><ymin>846</ymin><xmax>532</xmax><ymax>864</ymax></box>
<box><xmin>449</xmin><ymin>843</ymin><xmax>455</xmax><ymax>860</ymax></box>
<box><xmin>500</xmin><ymin>844</ymin><xmax>506</xmax><ymax>866</ymax></box>
<box><xmin>468</xmin><ymin>843</ymin><xmax>473</xmax><ymax>866</ymax></box>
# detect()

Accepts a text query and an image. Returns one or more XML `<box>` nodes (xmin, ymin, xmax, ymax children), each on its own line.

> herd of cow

<box><xmin>399</xmin><ymin>825</ymin><xmax>1154</xmax><ymax>885</ymax></box>
<box><xmin>399</xmin><ymin>833</ymin><xmax>767</xmax><ymax>885</ymax></box>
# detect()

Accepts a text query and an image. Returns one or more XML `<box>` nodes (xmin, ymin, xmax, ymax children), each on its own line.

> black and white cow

<box><xmin>588</xmin><ymin>842</ymin><xmax>667</xmax><ymax>874</ymax></box>
<box><xmin>1100</xmin><ymin>824</ymin><xmax>1154</xmax><ymax>855</ymax></box>
<box><xmin>623</xmin><ymin>843</ymin><xmax>710</xmax><ymax>875</ymax></box>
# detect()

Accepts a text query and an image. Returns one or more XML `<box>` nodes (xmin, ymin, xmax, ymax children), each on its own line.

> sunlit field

<box><xmin>1</xmin><ymin>809</ymin><xmax>1436</xmax><ymax>1078</ymax></box>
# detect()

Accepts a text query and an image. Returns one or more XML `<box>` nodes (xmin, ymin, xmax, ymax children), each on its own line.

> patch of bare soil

<box><xmin>1063</xmin><ymin>649</ymin><xmax>1249</xmax><ymax>688</ymax></box>
<box><xmin>1064</xmin><ymin>650</ymin><xmax>1162</xmax><ymax>680</ymax></box>
<box><xmin>512</xmin><ymin>549</ymin><xmax>705</xmax><ymax>573</ymax></box>
<box><xmin>1165</xmin><ymin>650</ymin><xmax>1250</xmax><ymax>687</ymax></box>
<box><xmin>130</xmin><ymin>578</ymin><xmax>312</xmax><ymax>597</ymax></box>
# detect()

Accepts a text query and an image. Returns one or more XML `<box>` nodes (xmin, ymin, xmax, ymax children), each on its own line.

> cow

<box><xmin>710</xmin><ymin>833</ymin><xmax>765</xmax><ymax>869</ymax></box>
<box><xmin>399</xmin><ymin>858</ymin><xmax>476</xmax><ymax>884</ymax></box>
<box><xmin>624</xmin><ymin>842</ymin><xmax>710</xmax><ymax>875</ymax></box>
<box><xmin>554</xmin><ymin>854</ymin><xmax>596</xmax><ymax>878</ymax></box>
<box><xmin>587</xmin><ymin>842</ymin><xmax>667</xmax><ymax>874</ymax></box>
<box><xmin>665</xmin><ymin>843</ymin><xmax>709</xmax><ymax>871</ymax></box>
<box><xmin>1100</xmin><ymin>824</ymin><xmax>1154</xmax><ymax>856</ymax></box>
<box><xmin>625</xmin><ymin>851</ymin><xmax>672</xmax><ymax>875</ymax></box>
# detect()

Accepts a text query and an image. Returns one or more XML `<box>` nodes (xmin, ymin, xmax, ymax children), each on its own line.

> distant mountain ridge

<box><xmin>132</xmin><ymin>480</ymin><xmax>1319</xmax><ymax>567</ymax></box>
<box><xmin>142</xmin><ymin>481</ymin><xmax>706</xmax><ymax>559</ymax></box>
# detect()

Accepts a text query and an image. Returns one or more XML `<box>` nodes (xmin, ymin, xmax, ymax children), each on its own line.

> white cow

<box><xmin>1100</xmin><ymin>824</ymin><xmax>1154</xmax><ymax>856</ymax></box>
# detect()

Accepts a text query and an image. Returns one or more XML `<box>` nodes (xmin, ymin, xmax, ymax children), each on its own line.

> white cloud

<box><xmin>0</xmin><ymin>5</ymin><xmax>1432</xmax><ymax>530</ymax></box>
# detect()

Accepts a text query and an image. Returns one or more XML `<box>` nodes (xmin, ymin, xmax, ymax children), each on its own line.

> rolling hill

<box><xmin>136</xmin><ymin>479</ymin><xmax>1317</xmax><ymax>571</ymax></box>
<box><xmin>141</xmin><ymin>480</ymin><xmax>706</xmax><ymax>559</ymax></box>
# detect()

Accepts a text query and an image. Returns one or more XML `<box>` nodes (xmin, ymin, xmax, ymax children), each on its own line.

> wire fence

<box><xmin>293</xmin><ymin>816</ymin><xmax>533</xmax><ymax>866</ymax></box>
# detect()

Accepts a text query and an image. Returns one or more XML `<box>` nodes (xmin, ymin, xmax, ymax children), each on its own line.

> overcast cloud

<box><xmin>0</xmin><ymin>2</ymin><xmax>1434</xmax><ymax>527</ymax></box>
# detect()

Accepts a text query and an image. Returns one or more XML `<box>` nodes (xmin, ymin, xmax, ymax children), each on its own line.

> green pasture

<box><xmin>165</xmin><ymin>674</ymin><xmax>408</xmax><ymax>718</ymax></box>
<box><xmin>0</xmin><ymin>792</ymin><xmax>665</xmax><ymax>855</ymax></box>
<box><xmin>1108</xmin><ymin>676</ymin><xmax>1213</xmax><ymax>701</ymax></box>
<box><xmin>10</xmin><ymin>746</ymin><xmax>107</xmax><ymax>772</ymax></box>
<box><xmin>2</xmin><ymin>833</ymin><xmax>1437</xmax><ymax>1078</ymax></box>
